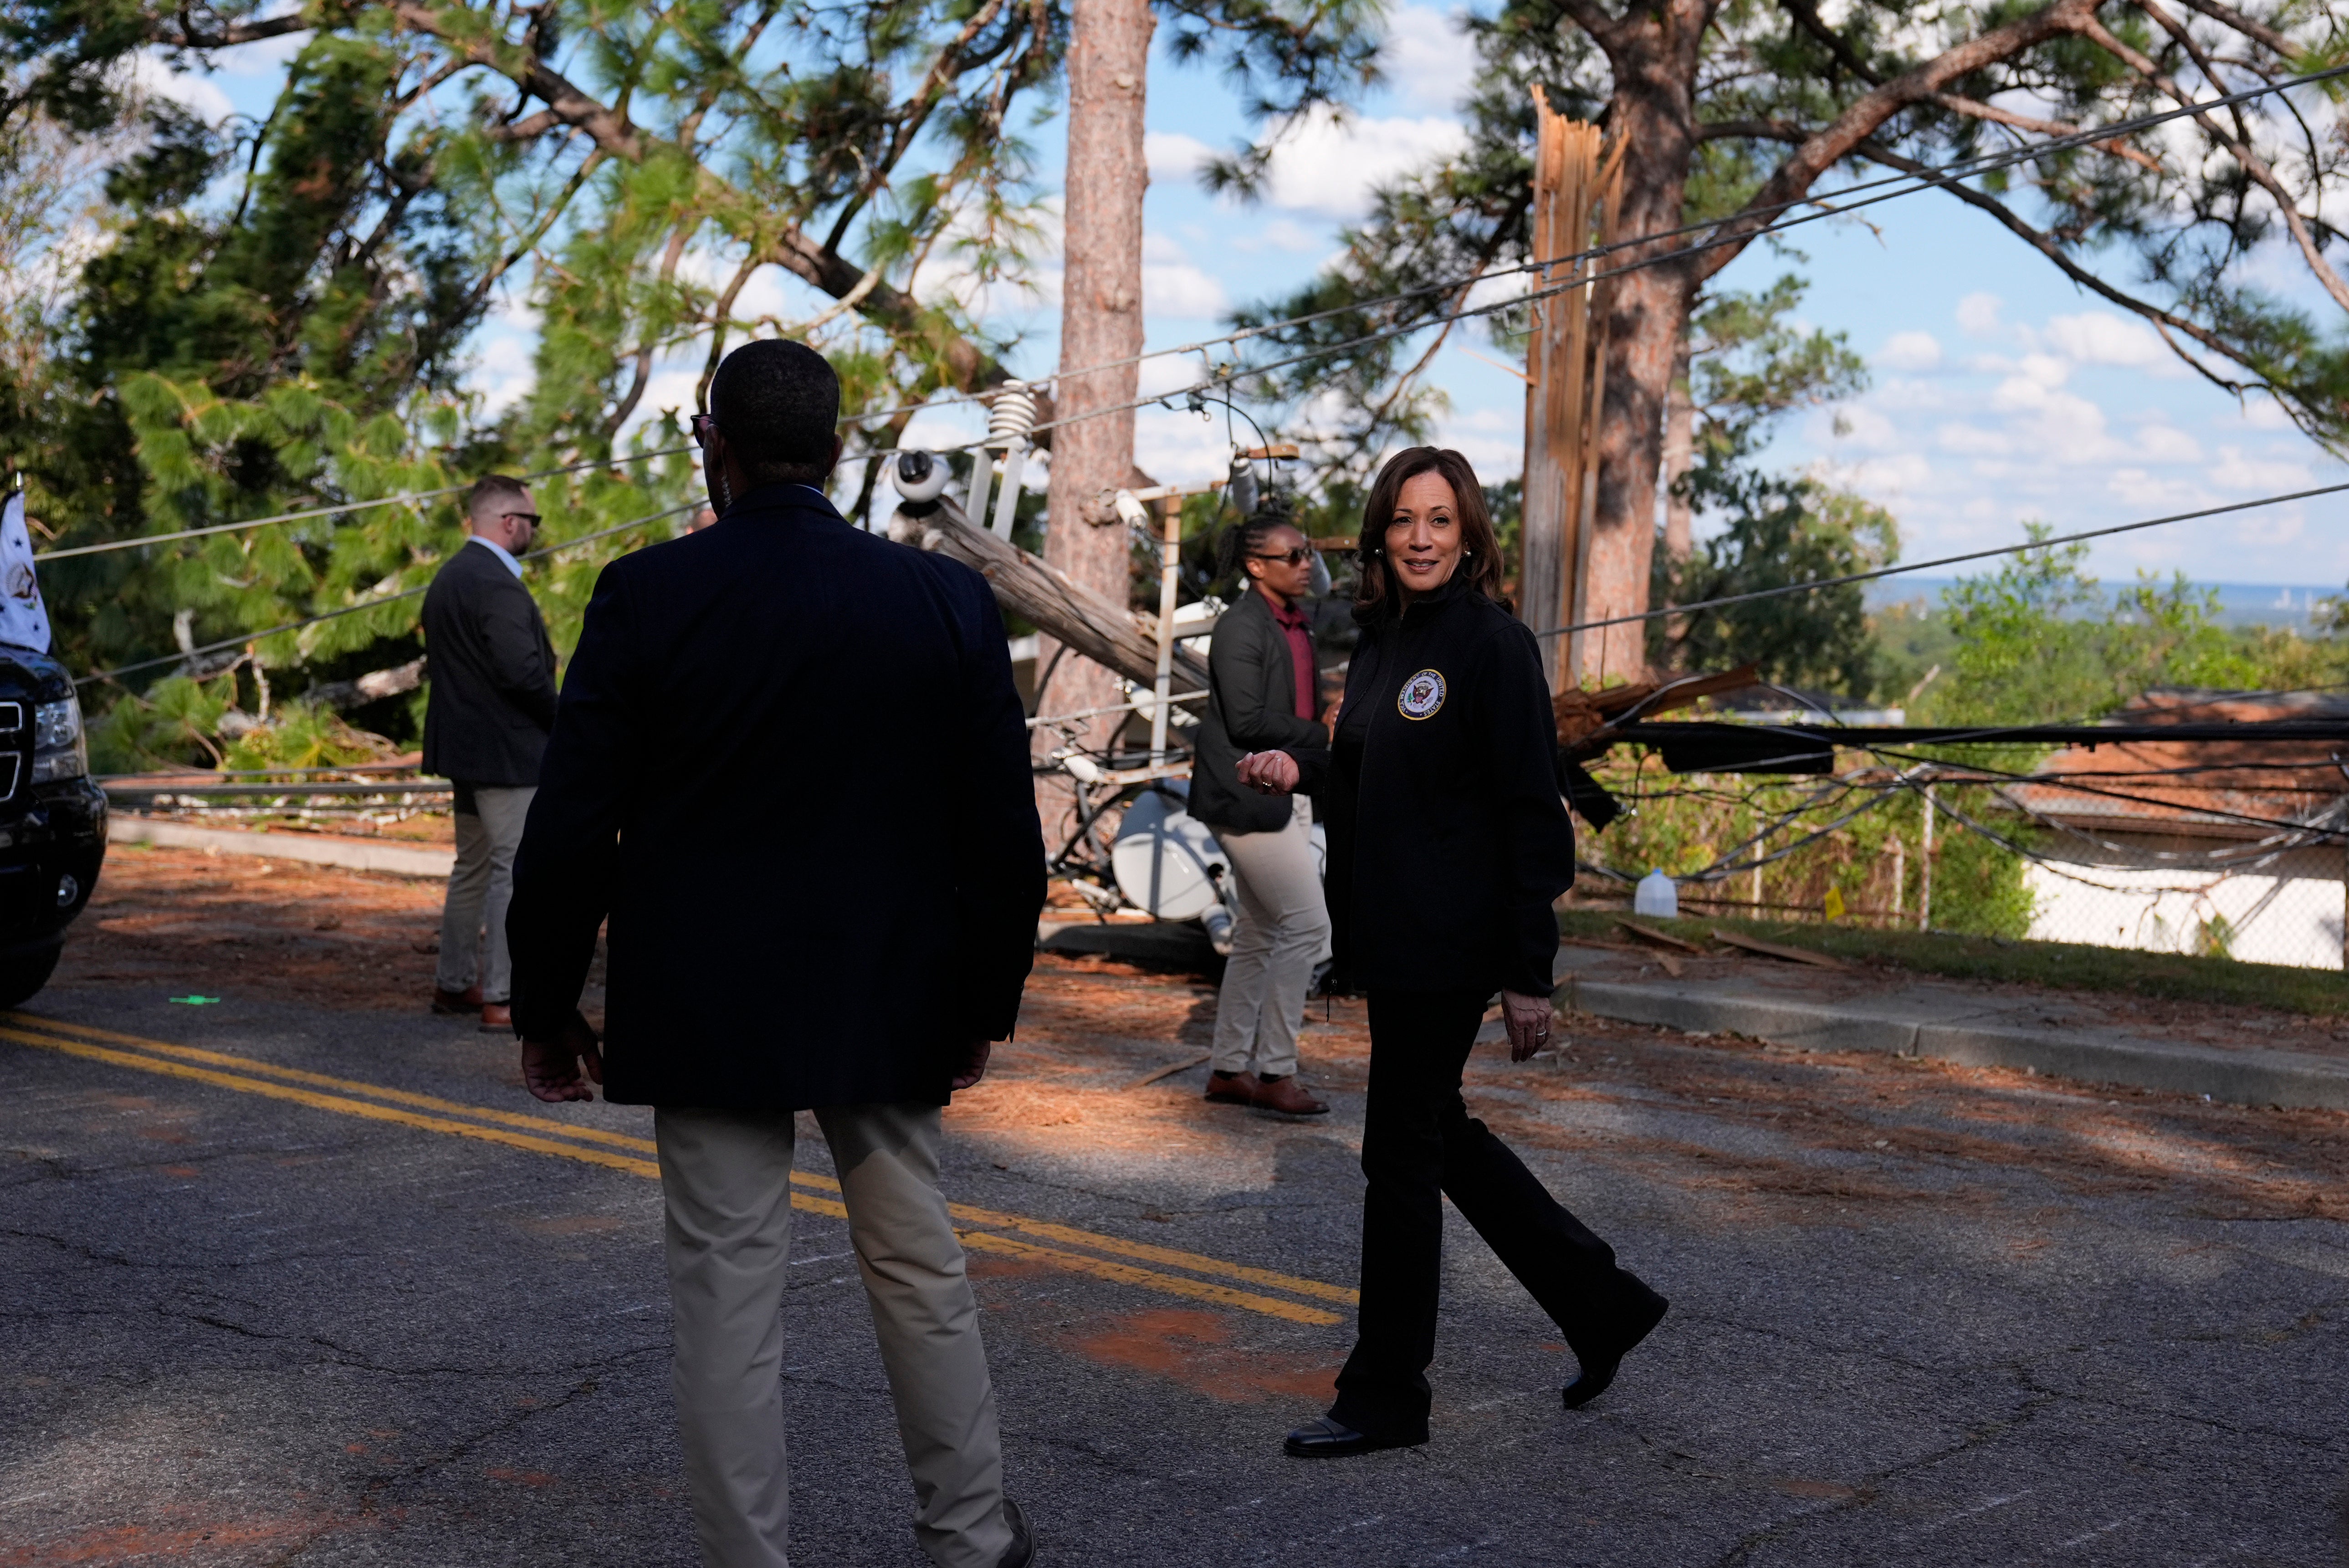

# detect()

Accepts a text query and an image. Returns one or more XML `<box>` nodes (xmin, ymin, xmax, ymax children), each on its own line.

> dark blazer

<box><xmin>505</xmin><ymin>484</ymin><xmax>1045</xmax><ymax>1111</ymax></box>
<box><xmin>420</xmin><ymin>540</ymin><xmax>560</xmax><ymax>787</ymax></box>
<box><xmin>1188</xmin><ymin>587</ymin><xmax>1331</xmax><ymax>834</ymax></box>
<box><xmin>1291</xmin><ymin>577</ymin><xmax>1575</xmax><ymax>998</ymax></box>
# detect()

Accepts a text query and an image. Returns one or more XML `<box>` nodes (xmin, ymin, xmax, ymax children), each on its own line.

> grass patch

<box><xmin>1560</xmin><ymin>906</ymin><xmax>2349</xmax><ymax>1020</ymax></box>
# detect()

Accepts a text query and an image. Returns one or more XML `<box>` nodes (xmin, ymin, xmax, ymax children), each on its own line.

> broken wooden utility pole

<box><xmin>1039</xmin><ymin>0</ymin><xmax>1153</xmax><ymax>820</ymax></box>
<box><xmin>1519</xmin><ymin>89</ymin><xmax>1621</xmax><ymax>695</ymax></box>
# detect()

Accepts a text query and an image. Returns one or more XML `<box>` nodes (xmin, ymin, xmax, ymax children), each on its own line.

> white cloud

<box><xmin>1955</xmin><ymin>292</ymin><xmax>2005</xmax><ymax>337</ymax></box>
<box><xmin>468</xmin><ymin>333</ymin><xmax>536</xmax><ymax>418</ymax></box>
<box><xmin>1228</xmin><ymin>216</ymin><xmax>1324</xmax><ymax>255</ymax></box>
<box><xmin>2209</xmin><ymin>445</ymin><xmax>2313</xmax><ymax>491</ymax></box>
<box><xmin>1838</xmin><ymin>453</ymin><xmax>1934</xmax><ymax>495</ymax></box>
<box><xmin>1935</xmin><ymin>422</ymin><xmax>2009</xmax><ymax>456</ymax></box>
<box><xmin>2132</xmin><ymin>425</ymin><xmax>2201</xmax><ymax>463</ymax></box>
<box><xmin>2044</xmin><ymin>311</ymin><xmax>2179</xmax><ymax>374</ymax></box>
<box><xmin>1146</xmin><ymin>132</ymin><xmax>1215</xmax><ymax>182</ymax></box>
<box><xmin>131</xmin><ymin>51</ymin><xmax>236</xmax><ymax>125</ymax></box>
<box><xmin>1379</xmin><ymin>6</ymin><xmax>1479</xmax><ymax>114</ymax></box>
<box><xmin>1878</xmin><ymin>331</ymin><xmax>1941</xmax><ymax>373</ymax></box>
<box><xmin>1141</xmin><ymin>232</ymin><xmax>1227</xmax><ymax>317</ymax></box>
<box><xmin>1254</xmin><ymin>106</ymin><xmax>1468</xmax><ymax>219</ymax></box>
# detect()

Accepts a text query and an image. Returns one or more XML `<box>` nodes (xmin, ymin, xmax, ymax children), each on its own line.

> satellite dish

<box><xmin>1111</xmin><ymin>785</ymin><xmax>1228</xmax><ymax>920</ymax></box>
<box><xmin>891</xmin><ymin>449</ymin><xmax>948</xmax><ymax>504</ymax></box>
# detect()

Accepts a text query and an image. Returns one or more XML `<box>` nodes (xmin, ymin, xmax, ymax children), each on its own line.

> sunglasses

<box><xmin>502</xmin><ymin>511</ymin><xmax>542</xmax><ymax>526</ymax></box>
<box><xmin>690</xmin><ymin>413</ymin><xmax>719</xmax><ymax>445</ymax></box>
<box><xmin>1249</xmin><ymin>547</ymin><xmax>1313</xmax><ymax>566</ymax></box>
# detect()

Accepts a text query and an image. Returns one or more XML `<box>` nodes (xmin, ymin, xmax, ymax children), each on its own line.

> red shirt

<box><xmin>1267</xmin><ymin>595</ymin><xmax>1315</xmax><ymax>719</ymax></box>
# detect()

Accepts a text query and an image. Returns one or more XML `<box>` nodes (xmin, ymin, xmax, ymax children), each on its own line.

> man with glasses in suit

<box><xmin>423</xmin><ymin>475</ymin><xmax>558</xmax><ymax>1033</ymax></box>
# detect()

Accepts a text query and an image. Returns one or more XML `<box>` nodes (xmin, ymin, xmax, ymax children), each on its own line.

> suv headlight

<box><xmin>31</xmin><ymin>696</ymin><xmax>86</xmax><ymax>783</ymax></box>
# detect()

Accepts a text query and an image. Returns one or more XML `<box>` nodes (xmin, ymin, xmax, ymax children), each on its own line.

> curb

<box><xmin>107</xmin><ymin>816</ymin><xmax>455</xmax><ymax>879</ymax></box>
<box><xmin>1557</xmin><ymin>975</ymin><xmax>2349</xmax><ymax>1112</ymax></box>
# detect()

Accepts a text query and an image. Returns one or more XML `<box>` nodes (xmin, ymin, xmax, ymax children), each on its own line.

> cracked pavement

<box><xmin>2</xmin><ymin>856</ymin><xmax>2346</xmax><ymax>1565</ymax></box>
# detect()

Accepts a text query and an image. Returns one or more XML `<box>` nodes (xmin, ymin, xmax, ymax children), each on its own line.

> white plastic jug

<box><xmin>1633</xmin><ymin>868</ymin><xmax>1679</xmax><ymax>919</ymax></box>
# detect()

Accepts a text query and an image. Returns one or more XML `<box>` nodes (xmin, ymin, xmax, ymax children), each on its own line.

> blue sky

<box><xmin>141</xmin><ymin>5</ymin><xmax>2349</xmax><ymax>590</ymax></box>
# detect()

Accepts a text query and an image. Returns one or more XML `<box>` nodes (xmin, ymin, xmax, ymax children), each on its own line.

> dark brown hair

<box><xmin>465</xmin><ymin>474</ymin><xmax>532</xmax><ymax>527</ymax></box>
<box><xmin>1352</xmin><ymin>446</ymin><xmax>1506</xmax><ymax>623</ymax></box>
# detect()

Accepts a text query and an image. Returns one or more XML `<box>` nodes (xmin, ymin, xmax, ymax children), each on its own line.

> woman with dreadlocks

<box><xmin>1187</xmin><ymin>507</ymin><xmax>1336</xmax><ymax>1117</ymax></box>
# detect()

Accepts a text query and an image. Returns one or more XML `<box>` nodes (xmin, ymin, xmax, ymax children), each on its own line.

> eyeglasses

<box><xmin>1249</xmin><ymin>547</ymin><xmax>1313</xmax><ymax>566</ymax></box>
<box><xmin>502</xmin><ymin>511</ymin><xmax>542</xmax><ymax>526</ymax></box>
<box><xmin>690</xmin><ymin>413</ymin><xmax>719</xmax><ymax>445</ymax></box>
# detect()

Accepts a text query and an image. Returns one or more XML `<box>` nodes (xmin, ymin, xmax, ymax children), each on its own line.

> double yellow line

<box><xmin>0</xmin><ymin>1013</ymin><xmax>1353</xmax><ymax>1327</ymax></box>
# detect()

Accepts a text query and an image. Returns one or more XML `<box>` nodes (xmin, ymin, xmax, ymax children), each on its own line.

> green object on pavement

<box><xmin>168</xmin><ymin>996</ymin><xmax>221</xmax><ymax>1006</ymax></box>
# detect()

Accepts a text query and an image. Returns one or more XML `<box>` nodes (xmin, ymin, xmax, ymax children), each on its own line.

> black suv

<box><xmin>0</xmin><ymin>649</ymin><xmax>103</xmax><ymax>1006</ymax></box>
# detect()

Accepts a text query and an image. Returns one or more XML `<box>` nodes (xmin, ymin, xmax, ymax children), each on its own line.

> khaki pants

<box><xmin>435</xmin><ymin>783</ymin><xmax>534</xmax><ymax>1002</ymax></box>
<box><xmin>1210</xmin><ymin>793</ymin><xmax>1333</xmax><ymax>1079</ymax></box>
<box><xmin>655</xmin><ymin>1103</ymin><xmax>1013</xmax><ymax>1568</ymax></box>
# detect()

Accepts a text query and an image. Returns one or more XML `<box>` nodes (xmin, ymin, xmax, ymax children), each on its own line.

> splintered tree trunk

<box><xmin>1038</xmin><ymin>0</ymin><xmax>1152</xmax><ymax>837</ymax></box>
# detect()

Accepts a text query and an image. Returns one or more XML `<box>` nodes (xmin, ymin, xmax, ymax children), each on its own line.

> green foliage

<box><xmin>85</xmin><ymin>673</ymin><xmax>236</xmax><ymax>773</ymax></box>
<box><xmin>1682</xmin><ymin>275</ymin><xmax>1869</xmax><ymax>468</ymax></box>
<box><xmin>1926</xmin><ymin>818</ymin><xmax>2036</xmax><ymax>940</ymax></box>
<box><xmin>220</xmin><ymin>702</ymin><xmax>394</xmax><ymax>772</ymax></box>
<box><xmin>1925</xmin><ymin>532</ymin><xmax>2271</xmax><ymax>725</ymax></box>
<box><xmin>0</xmin><ymin>0</ymin><xmax>1391</xmax><ymax>767</ymax></box>
<box><xmin>1653</xmin><ymin>469</ymin><xmax>1897</xmax><ymax>694</ymax></box>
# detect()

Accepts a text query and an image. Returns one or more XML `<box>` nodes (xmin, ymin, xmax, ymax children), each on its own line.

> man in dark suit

<box><xmin>505</xmin><ymin>339</ymin><xmax>1045</xmax><ymax>1568</ymax></box>
<box><xmin>422</xmin><ymin>474</ymin><xmax>558</xmax><ymax>1032</ymax></box>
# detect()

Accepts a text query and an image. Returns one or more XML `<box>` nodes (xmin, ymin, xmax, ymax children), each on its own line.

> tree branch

<box><xmin>2079</xmin><ymin>6</ymin><xmax>2349</xmax><ymax>313</ymax></box>
<box><xmin>1698</xmin><ymin>0</ymin><xmax>2099</xmax><ymax>284</ymax></box>
<box><xmin>1776</xmin><ymin>0</ymin><xmax>1882</xmax><ymax>85</ymax></box>
<box><xmin>2168</xmin><ymin>0</ymin><xmax>2295</xmax><ymax>59</ymax></box>
<box><xmin>1929</xmin><ymin>92</ymin><xmax>2165</xmax><ymax>170</ymax></box>
<box><xmin>148</xmin><ymin>10</ymin><xmax>313</xmax><ymax>49</ymax></box>
<box><xmin>1853</xmin><ymin>139</ymin><xmax>2291</xmax><ymax>409</ymax></box>
<box><xmin>383</xmin><ymin>0</ymin><xmax>1011</xmax><ymax>392</ymax></box>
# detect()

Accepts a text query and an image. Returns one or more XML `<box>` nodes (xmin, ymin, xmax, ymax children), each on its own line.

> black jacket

<box><xmin>1189</xmin><ymin>587</ymin><xmax>1330</xmax><ymax>834</ymax></box>
<box><xmin>1290</xmin><ymin>577</ymin><xmax>1574</xmax><ymax>998</ymax></box>
<box><xmin>421</xmin><ymin>540</ymin><xmax>561</xmax><ymax>787</ymax></box>
<box><xmin>506</xmin><ymin>484</ymin><xmax>1046</xmax><ymax>1110</ymax></box>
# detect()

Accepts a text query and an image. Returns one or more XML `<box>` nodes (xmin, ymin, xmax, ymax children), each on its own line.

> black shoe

<box><xmin>1562</xmin><ymin>1290</ymin><xmax>1670</xmax><ymax>1410</ymax></box>
<box><xmin>996</xmin><ymin>1498</ymin><xmax>1034</xmax><ymax>1568</ymax></box>
<box><xmin>1283</xmin><ymin>1416</ymin><xmax>1422</xmax><ymax>1458</ymax></box>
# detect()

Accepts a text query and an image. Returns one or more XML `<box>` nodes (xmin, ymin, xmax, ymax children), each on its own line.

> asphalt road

<box><xmin>3</xmin><ymin>961</ymin><xmax>2344</xmax><ymax>1567</ymax></box>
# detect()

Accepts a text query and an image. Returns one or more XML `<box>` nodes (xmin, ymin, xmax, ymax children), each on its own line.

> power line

<box><xmin>74</xmin><ymin>500</ymin><xmax>699</xmax><ymax>689</ymax></box>
<box><xmin>1535</xmin><ymin>480</ymin><xmax>2349</xmax><ymax>640</ymax></box>
<box><xmin>38</xmin><ymin>445</ymin><xmax>696</xmax><ymax>563</ymax></box>
<box><xmin>839</xmin><ymin>63</ymin><xmax>2349</xmax><ymax>435</ymax></box>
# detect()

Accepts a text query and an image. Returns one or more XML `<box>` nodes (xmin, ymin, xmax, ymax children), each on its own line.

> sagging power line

<box><xmin>74</xmin><ymin>500</ymin><xmax>701</xmax><ymax>689</ymax></box>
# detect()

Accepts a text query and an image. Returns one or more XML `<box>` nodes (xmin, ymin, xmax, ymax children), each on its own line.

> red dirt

<box><xmin>57</xmin><ymin>852</ymin><xmax>2349</xmax><ymax>1229</ymax></box>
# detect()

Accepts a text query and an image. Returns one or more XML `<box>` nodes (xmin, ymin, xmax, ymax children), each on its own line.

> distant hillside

<box><xmin>1864</xmin><ymin>579</ymin><xmax>2335</xmax><ymax>629</ymax></box>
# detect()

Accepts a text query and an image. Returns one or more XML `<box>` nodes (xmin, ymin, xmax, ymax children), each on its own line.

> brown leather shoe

<box><xmin>432</xmin><ymin>984</ymin><xmax>483</xmax><ymax>1015</ymax></box>
<box><xmin>1204</xmin><ymin>1070</ymin><xmax>1260</xmax><ymax>1105</ymax></box>
<box><xmin>1251</xmin><ymin>1074</ymin><xmax>1329</xmax><ymax>1115</ymax></box>
<box><xmin>478</xmin><ymin>1001</ymin><xmax>514</xmax><ymax>1034</ymax></box>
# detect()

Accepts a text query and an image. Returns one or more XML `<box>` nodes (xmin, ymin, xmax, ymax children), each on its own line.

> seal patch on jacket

<box><xmin>1398</xmin><ymin>668</ymin><xmax>1447</xmax><ymax>720</ymax></box>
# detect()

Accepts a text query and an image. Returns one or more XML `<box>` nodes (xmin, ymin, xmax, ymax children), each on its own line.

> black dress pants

<box><xmin>1327</xmin><ymin>987</ymin><xmax>1663</xmax><ymax>1443</ymax></box>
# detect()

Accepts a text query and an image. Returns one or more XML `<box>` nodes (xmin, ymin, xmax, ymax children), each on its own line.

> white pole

<box><xmin>990</xmin><ymin>437</ymin><xmax>1027</xmax><ymax>540</ymax></box>
<box><xmin>1919</xmin><ymin>782</ymin><xmax>1936</xmax><ymax>933</ymax></box>
<box><xmin>1891</xmin><ymin>829</ymin><xmax>1905</xmax><ymax>921</ymax></box>
<box><xmin>1149</xmin><ymin>499</ymin><xmax>1180</xmax><ymax>766</ymax></box>
<box><xmin>964</xmin><ymin>444</ymin><xmax>995</xmax><ymax>536</ymax></box>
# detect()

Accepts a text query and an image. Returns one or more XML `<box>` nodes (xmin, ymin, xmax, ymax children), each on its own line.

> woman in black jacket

<box><xmin>1236</xmin><ymin>446</ymin><xmax>1668</xmax><ymax>1458</ymax></box>
<box><xmin>1187</xmin><ymin>511</ymin><xmax>1335</xmax><ymax>1116</ymax></box>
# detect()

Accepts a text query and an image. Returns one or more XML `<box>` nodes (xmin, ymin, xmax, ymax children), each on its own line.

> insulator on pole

<box><xmin>987</xmin><ymin>381</ymin><xmax>1038</xmax><ymax>447</ymax></box>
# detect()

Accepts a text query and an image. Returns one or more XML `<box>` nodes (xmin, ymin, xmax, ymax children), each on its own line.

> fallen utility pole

<box><xmin>911</xmin><ymin>493</ymin><xmax>1208</xmax><ymax>696</ymax></box>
